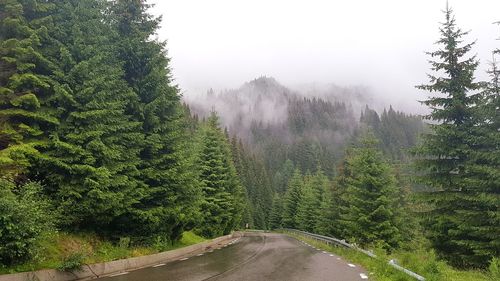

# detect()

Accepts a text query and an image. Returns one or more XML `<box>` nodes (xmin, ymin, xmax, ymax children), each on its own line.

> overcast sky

<box><xmin>149</xmin><ymin>0</ymin><xmax>500</xmax><ymax>113</ymax></box>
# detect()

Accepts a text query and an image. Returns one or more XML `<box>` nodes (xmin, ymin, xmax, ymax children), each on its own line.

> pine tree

<box><xmin>196</xmin><ymin>112</ymin><xmax>244</xmax><ymax>237</ymax></box>
<box><xmin>296</xmin><ymin>173</ymin><xmax>315</xmax><ymax>232</ymax></box>
<box><xmin>0</xmin><ymin>0</ymin><xmax>59</xmax><ymax>179</ymax></box>
<box><xmin>109</xmin><ymin>0</ymin><xmax>201</xmax><ymax>242</ymax></box>
<box><xmin>296</xmin><ymin>170</ymin><xmax>328</xmax><ymax>232</ymax></box>
<box><xmin>340</xmin><ymin>134</ymin><xmax>402</xmax><ymax>250</ymax></box>
<box><xmin>269</xmin><ymin>194</ymin><xmax>284</xmax><ymax>229</ymax></box>
<box><xmin>25</xmin><ymin>0</ymin><xmax>144</xmax><ymax>234</ymax></box>
<box><xmin>415</xmin><ymin>5</ymin><xmax>498</xmax><ymax>268</ymax></box>
<box><xmin>282</xmin><ymin>169</ymin><xmax>303</xmax><ymax>228</ymax></box>
<box><xmin>311</xmin><ymin>169</ymin><xmax>331</xmax><ymax>234</ymax></box>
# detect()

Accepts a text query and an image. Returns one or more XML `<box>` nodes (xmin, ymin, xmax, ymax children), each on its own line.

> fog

<box><xmin>149</xmin><ymin>0</ymin><xmax>500</xmax><ymax>114</ymax></box>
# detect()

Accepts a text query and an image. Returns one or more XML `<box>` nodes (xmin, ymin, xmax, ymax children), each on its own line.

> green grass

<box><xmin>283</xmin><ymin>232</ymin><xmax>494</xmax><ymax>281</ymax></box>
<box><xmin>0</xmin><ymin>231</ymin><xmax>207</xmax><ymax>275</ymax></box>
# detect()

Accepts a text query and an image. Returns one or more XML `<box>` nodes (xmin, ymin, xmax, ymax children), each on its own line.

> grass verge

<box><xmin>283</xmin><ymin>232</ymin><xmax>494</xmax><ymax>281</ymax></box>
<box><xmin>0</xmin><ymin>231</ymin><xmax>206</xmax><ymax>275</ymax></box>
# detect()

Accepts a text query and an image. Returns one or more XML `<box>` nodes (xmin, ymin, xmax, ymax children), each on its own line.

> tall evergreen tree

<box><xmin>269</xmin><ymin>194</ymin><xmax>284</xmax><ymax>229</ymax></box>
<box><xmin>296</xmin><ymin>173</ymin><xmax>315</xmax><ymax>232</ymax></box>
<box><xmin>21</xmin><ymin>0</ymin><xmax>145</xmax><ymax>234</ymax></box>
<box><xmin>296</xmin><ymin>170</ymin><xmax>329</xmax><ymax>232</ymax></box>
<box><xmin>282</xmin><ymin>169</ymin><xmax>303</xmax><ymax>228</ymax></box>
<box><xmin>109</xmin><ymin>0</ymin><xmax>200</xmax><ymax>242</ymax></box>
<box><xmin>196</xmin><ymin>112</ymin><xmax>245</xmax><ymax>237</ymax></box>
<box><xmin>415</xmin><ymin>5</ymin><xmax>498</xmax><ymax>268</ymax></box>
<box><xmin>0</xmin><ymin>0</ymin><xmax>59</xmax><ymax>179</ymax></box>
<box><xmin>340</xmin><ymin>134</ymin><xmax>402</xmax><ymax>250</ymax></box>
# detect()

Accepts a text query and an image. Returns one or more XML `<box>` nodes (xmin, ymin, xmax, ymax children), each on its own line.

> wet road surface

<box><xmin>97</xmin><ymin>233</ymin><xmax>369</xmax><ymax>281</ymax></box>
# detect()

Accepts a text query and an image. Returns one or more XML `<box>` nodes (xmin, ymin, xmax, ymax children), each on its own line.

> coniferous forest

<box><xmin>0</xmin><ymin>0</ymin><xmax>498</xmax><ymax>277</ymax></box>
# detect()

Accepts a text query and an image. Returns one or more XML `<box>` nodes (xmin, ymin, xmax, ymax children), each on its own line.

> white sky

<box><xmin>149</xmin><ymin>0</ymin><xmax>500</xmax><ymax>113</ymax></box>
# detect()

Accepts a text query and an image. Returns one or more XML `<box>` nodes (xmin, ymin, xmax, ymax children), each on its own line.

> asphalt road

<box><xmin>97</xmin><ymin>233</ymin><xmax>369</xmax><ymax>281</ymax></box>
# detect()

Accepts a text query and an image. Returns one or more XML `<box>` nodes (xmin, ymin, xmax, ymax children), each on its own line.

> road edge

<box><xmin>0</xmin><ymin>233</ymin><xmax>240</xmax><ymax>281</ymax></box>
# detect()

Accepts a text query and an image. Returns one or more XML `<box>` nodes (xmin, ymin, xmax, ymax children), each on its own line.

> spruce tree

<box><xmin>296</xmin><ymin>173</ymin><xmax>315</xmax><ymax>232</ymax></box>
<box><xmin>296</xmin><ymin>170</ymin><xmax>328</xmax><ymax>232</ymax></box>
<box><xmin>340</xmin><ymin>134</ymin><xmax>402</xmax><ymax>250</ymax></box>
<box><xmin>109</xmin><ymin>0</ymin><xmax>201</xmax><ymax>242</ymax></box>
<box><xmin>28</xmin><ymin>0</ymin><xmax>144</xmax><ymax>233</ymax></box>
<box><xmin>0</xmin><ymin>0</ymin><xmax>59</xmax><ymax>179</ymax></box>
<box><xmin>196</xmin><ymin>112</ymin><xmax>244</xmax><ymax>237</ymax></box>
<box><xmin>415</xmin><ymin>5</ymin><xmax>498</xmax><ymax>268</ymax></box>
<box><xmin>282</xmin><ymin>169</ymin><xmax>303</xmax><ymax>228</ymax></box>
<box><xmin>311</xmin><ymin>169</ymin><xmax>331</xmax><ymax>234</ymax></box>
<box><xmin>269</xmin><ymin>194</ymin><xmax>284</xmax><ymax>229</ymax></box>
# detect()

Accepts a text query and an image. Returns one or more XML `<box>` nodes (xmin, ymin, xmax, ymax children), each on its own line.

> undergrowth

<box><xmin>0</xmin><ymin>231</ymin><xmax>206</xmax><ymax>274</ymax></box>
<box><xmin>285</xmin><ymin>232</ymin><xmax>494</xmax><ymax>281</ymax></box>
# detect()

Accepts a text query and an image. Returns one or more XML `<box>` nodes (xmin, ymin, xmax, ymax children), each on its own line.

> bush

<box><xmin>489</xmin><ymin>257</ymin><xmax>500</xmax><ymax>279</ymax></box>
<box><xmin>0</xmin><ymin>179</ymin><xmax>55</xmax><ymax>266</ymax></box>
<box><xmin>57</xmin><ymin>252</ymin><xmax>85</xmax><ymax>272</ymax></box>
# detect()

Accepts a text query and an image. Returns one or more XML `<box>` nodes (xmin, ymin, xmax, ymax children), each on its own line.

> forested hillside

<box><xmin>0</xmin><ymin>0</ymin><xmax>498</xmax><ymax>277</ymax></box>
<box><xmin>0</xmin><ymin>0</ymin><xmax>248</xmax><ymax>267</ymax></box>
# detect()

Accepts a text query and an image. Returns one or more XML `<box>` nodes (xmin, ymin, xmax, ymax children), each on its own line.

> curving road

<box><xmin>97</xmin><ymin>233</ymin><xmax>369</xmax><ymax>281</ymax></box>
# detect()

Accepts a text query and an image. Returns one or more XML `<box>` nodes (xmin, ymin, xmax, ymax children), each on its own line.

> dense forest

<box><xmin>0</xmin><ymin>0</ymin><xmax>498</xmax><ymax>275</ymax></box>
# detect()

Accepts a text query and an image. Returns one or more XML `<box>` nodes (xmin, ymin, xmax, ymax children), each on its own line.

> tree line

<box><xmin>0</xmin><ymin>0</ymin><xmax>498</xmax><ymax>272</ymax></box>
<box><xmin>0</xmin><ymin>0</ymin><xmax>253</xmax><ymax>266</ymax></box>
<box><xmin>268</xmin><ymin>6</ymin><xmax>499</xmax><ymax>269</ymax></box>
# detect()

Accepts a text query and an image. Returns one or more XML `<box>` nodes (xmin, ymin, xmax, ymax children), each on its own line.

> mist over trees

<box><xmin>0</xmin><ymin>0</ymin><xmax>498</xmax><ymax>273</ymax></box>
<box><xmin>0</xmin><ymin>0</ymin><xmax>248</xmax><ymax>265</ymax></box>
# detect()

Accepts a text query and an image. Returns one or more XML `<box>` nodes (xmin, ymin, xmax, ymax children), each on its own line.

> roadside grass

<box><xmin>284</xmin><ymin>233</ymin><xmax>494</xmax><ymax>281</ymax></box>
<box><xmin>0</xmin><ymin>231</ymin><xmax>206</xmax><ymax>274</ymax></box>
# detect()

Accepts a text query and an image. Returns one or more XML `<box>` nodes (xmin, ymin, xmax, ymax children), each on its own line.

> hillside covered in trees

<box><xmin>0</xmin><ymin>0</ymin><xmax>498</xmax><ymax>277</ymax></box>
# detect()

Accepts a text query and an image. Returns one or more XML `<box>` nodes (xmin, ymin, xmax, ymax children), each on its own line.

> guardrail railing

<box><xmin>282</xmin><ymin>228</ymin><xmax>425</xmax><ymax>281</ymax></box>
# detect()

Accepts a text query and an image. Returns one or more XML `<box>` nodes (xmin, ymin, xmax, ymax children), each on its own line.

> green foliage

<box><xmin>339</xmin><ymin>134</ymin><xmax>403</xmax><ymax>251</ymax></box>
<box><xmin>0</xmin><ymin>0</ymin><xmax>59</xmax><ymax>178</ymax></box>
<box><xmin>282</xmin><ymin>169</ymin><xmax>303</xmax><ymax>228</ymax></box>
<box><xmin>195</xmin><ymin>112</ymin><xmax>246</xmax><ymax>237</ymax></box>
<box><xmin>108</xmin><ymin>0</ymin><xmax>202</xmax><ymax>243</ymax></box>
<box><xmin>489</xmin><ymin>257</ymin><xmax>500</xmax><ymax>279</ymax></box>
<box><xmin>231</xmin><ymin>136</ymin><xmax>273</xmax><ymax>229</ymax></box>
<box><xmin>57</xmin><ymin>252</ymin><xmax>85</xmax><ymax>272</ymax></box>
<box><xmin>0</xmin><ymin>179</ymin><xmax>54</xmax><ymax>266</ymax></box>
<box><xmin>296</xmin><ymin>170</ymin><xmax>329</xmax><ymax>232</ymax></box>
<box><xmin>415</xmin><ymin>5</ymin><xmax>499</xmax><ymax>268</ymax></box>
<box><xmin>269</xmin><ymin>194</ymin><xmax>284</xmax><ymax>229</ymax></box>
<box><xmin>289</xmin><ymin>232</ymin><xmax>494</xmax><ymax>281</ymax></box>
<box><xmin>360</xmin><ymin>105</ymin><xmax>424</xmax><ymax>162</ymax></box>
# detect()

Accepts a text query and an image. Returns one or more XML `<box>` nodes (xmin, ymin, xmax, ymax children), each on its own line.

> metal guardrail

<box><xmin>283</xmin><ymin>228</ymin><xmax>425</xmax><ymax>281</ymax></box>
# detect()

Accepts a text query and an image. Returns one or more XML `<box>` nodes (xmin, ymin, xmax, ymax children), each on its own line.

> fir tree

<box><xmin>415</xmin><ymin>5</ymin><xmax>498</xmax><ymax>268</ymax></box>
<box><xmin>109</xmin><ymin>0</ymin><xmax>201</xmax><ymax>242</ymax></box>
<box><xmin>196</xmin><ymin>112</ymin><xmax>244</xmax><ymax>237</ymax></box>
<box><xmin>282</xmin><ymin>169</ymin><xmax>303</xmax><ymax>228</ymax></box>
<box><xmin>28</xmin><ymin>0</ymin><xmax>144</xmax><ymax>234</ymax></box>
<box><xmin>0</xmin><ymin>0</ymin><xmax>59</xmax><ymax>179</ymax></box>
<box><xmin>269</xmin><ymin>194</ymin><xmax>284</xmax><ymax>229</ymax></box>
<box><xmin>340</xmin><ymin>134</ymin><xmax>402</xmax><ymax>250</ymax></box>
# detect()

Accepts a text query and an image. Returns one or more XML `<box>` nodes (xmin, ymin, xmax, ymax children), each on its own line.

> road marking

<box><xmin>109</xmin><ymin>272</ymin><xmax>129</xmax><ymax>277</ymax></box>
<box><xmin>180</xmin><ymin>257</ymin><xmax>189</xmax><ymax>261</ymax></box>
<box><xmin>322</xmin><ymin>251</ymin><xmax>328</xmax><ymax>254</ymax></box>
<box><xmin>196</xmin><ymin>253</ymin><xmax>203</xmax><ymax>256</ymax></box>
<box><xmin>329</xmin><ymin>254</ymin><xmax>334</xmax><ymax>257</ymax></box>
<box><xmin>348</xmin><ymin>263</ymin><xmax>356</xmax><ymax>268</ymax></box>
<box><xmin>152</xmin><ymin>263</ymin><xmax>165</xmax><ymax>267</ymax></box>
<box><xmin>360</xmin><ymin>273</ymin><xmax>368</xmax><ymax>279</ymax></box>
<box><xmin>337</xmin><ymin>257</ymin><xmax>341</xmax><ymax>260</ymax></box>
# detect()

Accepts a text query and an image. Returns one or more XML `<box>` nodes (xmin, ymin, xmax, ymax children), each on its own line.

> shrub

<box><xmin>489</xmin><ymin>257</ymin><xmax>500</xmax><ymax>279</ymax></box>
<box><xmin>0</xmin><ymin>179</ymin><xmax>55</xmax><ymax>266</ymax></box>
<box><xmin>57</xmin><ymin>252</ymin><xmax>85</xmax><ymax>272</ymax></box>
